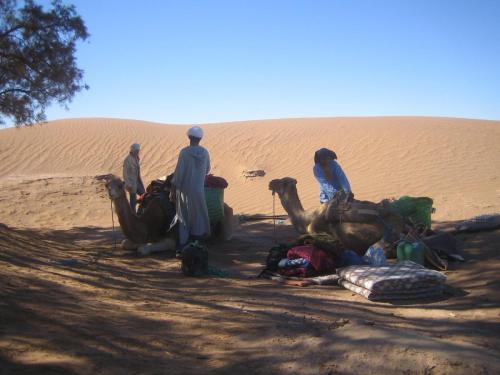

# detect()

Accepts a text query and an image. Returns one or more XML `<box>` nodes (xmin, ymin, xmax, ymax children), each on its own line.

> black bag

<box><xmin>264</xmin><ymin>244</ymin><xmax>290</xmax><ymax>272</ymax></box>
<box><xmin>181</xmin><ymin>242</ymin><xmax>208</xmax><ymax>276</ymax></box>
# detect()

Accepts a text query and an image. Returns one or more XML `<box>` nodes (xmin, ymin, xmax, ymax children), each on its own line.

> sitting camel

<box><xmin>105</xmin><ymin>175</ymin><xmax>176</xmax><ymax>255</ymax></box>
<box><xmin>269</xmin><ymin>177</ymin><xmax>404</xmax><ymax>254</ymax></box>
<box><xmin>105</xmin><ymin>174</ymin><xmax>234</xmax><ymax>255</ymax></box>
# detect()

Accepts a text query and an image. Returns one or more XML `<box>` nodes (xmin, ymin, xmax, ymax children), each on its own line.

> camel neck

<box><xmin>278</xmin><ymin>189</ymin><xmax>311</xmax><ymax>233</ymax></box>
<box><xmin>112</xmin><ymin>195</ymin><xmax>147</xmax><ymax>243</ymax></box>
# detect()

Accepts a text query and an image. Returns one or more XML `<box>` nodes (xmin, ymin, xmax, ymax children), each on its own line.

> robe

<box><xmin>123</xmin><ymin>153</ymin><xmax>142</xmax><ymax>193</ymax></box>
<box><xmin>313</xmin><ymin>160</ymin><xmax>351</xmax><ymax>204</ymax></box>
<box><xmin>171</xmin><ymin>145</ymin><xmax>211</xmax><ymax>245</ymax></box>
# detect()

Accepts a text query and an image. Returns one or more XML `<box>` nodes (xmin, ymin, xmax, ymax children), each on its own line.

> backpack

<box><xmin>181</xmin><ymin>241</ymin><xmax>209</xmax><ymax>276</ymax></box>
<box><xmin>264</xmin><ymin>244</ymin><xmax>290</xmax><ymax>272</ymax></box>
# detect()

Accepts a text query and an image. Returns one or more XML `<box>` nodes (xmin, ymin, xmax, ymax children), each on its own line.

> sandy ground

<box><xmin>0</xmin><ymin>117</ymin><xmax>499</xmax><ymax>374</ymax></box>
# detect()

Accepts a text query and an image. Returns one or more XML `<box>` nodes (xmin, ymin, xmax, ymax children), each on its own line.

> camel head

<box><xmin>269</xmin><ymin>177</ymin><xmax>309</xmax><ymax>233</ymax></box>
<box><xmin>269</xmin><ymin>177</ymin><xmax>298</xmax><ymax>197</ymax></box>
<box><xmin>105</xmin><ymin>175</ymin><xmax>126</xmax><ymax>200</ymax></box>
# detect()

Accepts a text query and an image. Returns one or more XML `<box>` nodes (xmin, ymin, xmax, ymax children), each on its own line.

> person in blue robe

<box><xmin>313</xmin><ymin>148</ymin><xmax>352</xmax><ymax>204</ymax></box>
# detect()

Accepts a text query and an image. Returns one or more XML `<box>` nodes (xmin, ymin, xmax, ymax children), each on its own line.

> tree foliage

<box><xmin>0</xmin><ymin>0</ymin><xmax>88</xmax><ymax>126</ymax></box>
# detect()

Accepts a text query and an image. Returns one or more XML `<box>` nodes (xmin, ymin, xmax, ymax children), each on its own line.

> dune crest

<box><xmin>1</xmin><ymin>117</ymin><xmax>499</xmax><ymax>228</ymax></box>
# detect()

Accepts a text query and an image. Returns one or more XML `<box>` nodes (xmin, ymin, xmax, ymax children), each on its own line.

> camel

<box><xmin>269</xmin><ymin>177</ymin><xmax>404</xmax><ymax>254</ymax></box>
<box><xmin>105</xmin><ymin>174</ymin><xmax>234</xmax><ymax>254</ymax></box>
<box><xmin>105</xmin><ymin>175</ymin><xmax>176</xmax><ymax>255</ymax></box>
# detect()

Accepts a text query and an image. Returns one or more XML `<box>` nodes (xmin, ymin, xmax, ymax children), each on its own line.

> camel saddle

<box><xmin>324</xmin><ymin>191</ymin><xmax>391</xmax><ymax>224</ymax></box>
<box><xmin>137</xmin><ymin>177</ymin><xmax>174</xmax><ymax>218</ymax></box>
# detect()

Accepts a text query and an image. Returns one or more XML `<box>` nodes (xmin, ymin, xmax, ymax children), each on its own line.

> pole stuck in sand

<box><xmin>110</xmin><ymin>199</ymin><xmax>117</xmax><ymax>250</ymax></box>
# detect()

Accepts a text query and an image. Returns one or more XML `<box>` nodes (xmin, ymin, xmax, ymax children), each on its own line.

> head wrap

<box><xmin>314</xmin><ymin>148</ymin><xmax>337</xmax><ymax>164</ymax></box>
<box><xmin>187</xmin><ymin>126</ymin><xmax>204</xmax><ymax>139</ymax></box>
<box><xmin>130</xmin><ymin>143</ymin><xmax>140</xmax><ymax>152</ymax></box>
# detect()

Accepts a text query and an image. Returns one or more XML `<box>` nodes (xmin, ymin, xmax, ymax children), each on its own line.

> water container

<box><xmin>390</xmin><ymin>196</ymin><xmax>434</xmax><ymax>227</ymax></box>
<box><xmin>397</xmin><ymin>241</ymin><xmax>425</xmax><ymax>265</ymax></box>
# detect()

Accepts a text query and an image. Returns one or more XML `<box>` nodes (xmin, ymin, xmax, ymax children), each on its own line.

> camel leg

<box><xmin>121</xmin><ymin>239</ymin><xmax>139</xmax><ymax>250</ymax></box>
<box><xmin>138</xmin><ymin>238</ymin><xmax>176</xmax><ymax>255</ymax></box>
<box><xmin>221</xmin><ymin>204</ymin><xmax>234</xmax><ymax>241</ymax></box>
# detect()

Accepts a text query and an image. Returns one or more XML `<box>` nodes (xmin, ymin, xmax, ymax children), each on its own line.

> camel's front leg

<box><xmin>138</xmin><ymin>238</ymin><xmax>176</xmax><ymax>255</ymax></box>
<box><xmin>121</xmin><ymin>239</ymin><xmax>139</xmax><ymax>250</ymax></box>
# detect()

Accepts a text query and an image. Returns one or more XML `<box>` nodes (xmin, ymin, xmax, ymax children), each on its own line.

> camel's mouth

<box><xmin>105</xmin><ymin>177</ymin><xmax>126</xmax><ymax>200</ymax></box>
<box><xmin>107</xmin><ymin>188</ymin><xmax>123</xmax><ymax>200</ymax></box>
<box><xmin>268</xmin><ymin>179</ymin><xmax>280</xmax><ymax>193</ymax></box>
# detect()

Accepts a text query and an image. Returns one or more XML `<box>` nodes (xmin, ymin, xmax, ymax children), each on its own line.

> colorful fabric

<box><xmin>287</xmin><ymin>244</ymin><xmax>336</xmax><ymax>274</ymax></box>
<box><xmin>337</xmin><ymin>261</ymin><xmax>446</xmax><ymax>300</ymax></box>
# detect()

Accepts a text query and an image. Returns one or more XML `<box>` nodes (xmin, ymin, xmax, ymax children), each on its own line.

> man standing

<box><xmin>170</xmin><ymin>126</ymin><xmax>211</xmax><ymax>248</ymax></box>
<box><xmin>123</xmin><ymin>143</ymin><xmax>145</xmax><ymax>214</ymax></box>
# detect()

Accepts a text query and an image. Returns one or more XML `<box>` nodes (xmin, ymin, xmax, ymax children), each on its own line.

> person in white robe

<box><xmin>123</xmin><ymin>143</ymin><xmax>145</xmax><ymax>213</ymax></box>
<box><xmin>170</xmin><ymin>126</ymin><xmax>211</xmax><ymax>248</ymax></box>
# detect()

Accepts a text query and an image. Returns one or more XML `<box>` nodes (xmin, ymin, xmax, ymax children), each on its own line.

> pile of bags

<box><xmin>264</xmin><ymin>234</ymin><xmax>391</xmax><ymax>279</ymax></box>
<box><xmin>260</xmin><ymin>195</ymin><xmax>469</xmax><ymax>301</ymax></box>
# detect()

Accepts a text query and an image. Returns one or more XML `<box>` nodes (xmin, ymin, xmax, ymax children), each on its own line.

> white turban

<box><xmin>187</xmin><ymin>126</ymin><xmax>204</xmax><ymax>139</ymax></box>
<box><xmin>130</xmin><ymin>143</ymin><xmax>140</xmax><ymax>151</ymax></box>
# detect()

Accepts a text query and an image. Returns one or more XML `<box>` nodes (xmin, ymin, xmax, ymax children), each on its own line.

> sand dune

<box><xmin>0</xmin><ymin>116</ymin><xmax>499</xmax><ymax>228</ymax></box>
<box><xmin>1</xmin><ymin>117</ymin><xmax>500</xmax><ymax>373</ymax></box>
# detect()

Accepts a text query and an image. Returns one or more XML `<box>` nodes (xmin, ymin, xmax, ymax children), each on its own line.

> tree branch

<box><xmin>0</xmin><ymin>24</ymin><xmax>25</xmax><ymax>40</ymax></box>
<box><xmin>0</xmin><ymin>87</ymin><xmax>31</xmax><ymax>96</ymax></box>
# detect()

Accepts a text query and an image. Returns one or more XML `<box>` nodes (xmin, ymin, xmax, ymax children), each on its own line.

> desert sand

<box><xmin>0</xmin><ymin>117</ymin><xmax>499</xmax><ymax>374</ymax></box>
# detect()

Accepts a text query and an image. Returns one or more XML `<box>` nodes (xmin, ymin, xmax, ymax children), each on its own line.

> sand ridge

<box><xmin>0</xmin><ymin>116</ymin><xmax>499</xmax><ymax>228</ymax></box>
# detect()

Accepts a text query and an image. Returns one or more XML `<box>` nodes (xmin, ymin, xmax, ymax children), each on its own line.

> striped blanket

<box><xmin>337</xmin><ymin>261</ymin><xmax>446</xmax><ymax>301</ymax></box>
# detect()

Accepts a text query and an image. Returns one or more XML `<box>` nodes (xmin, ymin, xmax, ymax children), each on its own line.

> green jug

<box><xmin>397</xmin><ymin>241</ymin><xmax>425</xmax><ymax>265</ymax></box>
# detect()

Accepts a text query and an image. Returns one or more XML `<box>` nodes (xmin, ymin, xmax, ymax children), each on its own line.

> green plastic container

<box><xmin>205</xmin><ymin>188</ymin><xmax>224</xmax><ymax>225</ymax></box>
<box><xmin>391</xmin><ymin>196</ymin><xmax>434</xmax><ymax>227</ymax></box>
<box><xmin>397</xmin><ymin>241</ymin><xmax>425</xmax><ymax>265</ymax></box>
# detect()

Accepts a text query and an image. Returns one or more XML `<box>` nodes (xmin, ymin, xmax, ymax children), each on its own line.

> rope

<box><xmin>110</xmin><ymin>199</ymin><xmax>117</xmax><ymax>250</ymax></box>
<box><xmin>272</xmin><ymin>192</ymin><xmax>277</xmax><ymax>243</ymax></box>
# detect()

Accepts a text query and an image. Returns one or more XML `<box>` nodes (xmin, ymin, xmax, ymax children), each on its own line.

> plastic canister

<box><xmin>397</xmin><ymin>241</ymin><xmax>425</xmax><ymax>265</ymax></box>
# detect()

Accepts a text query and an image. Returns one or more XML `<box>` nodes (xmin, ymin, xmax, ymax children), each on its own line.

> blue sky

<box><xmin>43</xmin><ymin>0</ymin><xmax>500</xmax><ymax>123</ymax></box>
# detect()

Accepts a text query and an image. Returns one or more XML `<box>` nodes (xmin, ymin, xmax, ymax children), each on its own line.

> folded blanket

<box><xmin>337</xmin><ymin>261</ymin><xmax>446</xmax><ymax>299</ymax></box>
<box><xmin>340</xmin><ymin>279</ymin><xmax>444</xmax><ymax>301</ymax></box>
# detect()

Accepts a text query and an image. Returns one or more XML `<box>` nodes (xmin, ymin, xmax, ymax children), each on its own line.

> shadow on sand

<box><xmin>0</xmin><ymin>222</ymin><xmax>499</xmax><ymax>374</ymax></box>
